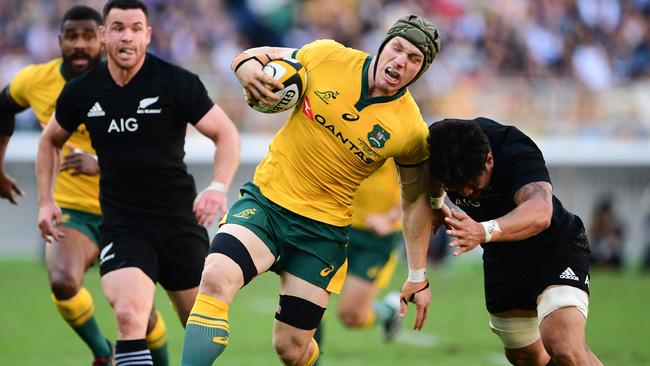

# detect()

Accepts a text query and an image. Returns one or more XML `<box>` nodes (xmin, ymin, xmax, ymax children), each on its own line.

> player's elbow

<box><xmin>532</xmin><ymin>202</ymin><xmax>552</xmax><ymax>232</ymax></box>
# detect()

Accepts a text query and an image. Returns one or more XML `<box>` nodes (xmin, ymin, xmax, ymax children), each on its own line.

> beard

<box><xmin>62</xmin><ymin>51</ymin><xmax>100</xmax><ymax>78</ymax></box>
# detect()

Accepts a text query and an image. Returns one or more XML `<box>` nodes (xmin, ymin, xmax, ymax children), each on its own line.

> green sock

<box><xmin>181</xmin><ymin>294</ymin><xmax>230</xmax><ymax>366</ymax></box>
<box><xmin>52</xmin><ymin>288</ymin><xmax>111</xmax><ymax>358</ymax></box>
<box><xmin>146</xmin><ymin>310</ymin><xmax>169</xmax><ymax>366</ymax></box>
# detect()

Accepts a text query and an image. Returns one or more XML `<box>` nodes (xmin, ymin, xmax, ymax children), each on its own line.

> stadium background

<box><xmin>0</xmin><ymin>0</ymin><xmax>649</xmax><ymax>365</ymax></box>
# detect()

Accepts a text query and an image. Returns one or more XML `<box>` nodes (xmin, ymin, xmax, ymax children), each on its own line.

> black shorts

<box><xmin>484</xmin><ymin>216</ymin><xmax>591</xmax><ymax>314</ymax></box>
<box><xmin>99</xmin><ymin>214</ymin><xmax>209</xmax><ymax>291</ymax></box>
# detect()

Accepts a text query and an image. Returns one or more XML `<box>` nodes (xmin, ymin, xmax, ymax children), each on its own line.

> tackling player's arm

<box><xmin>0</xmin><ymin>86</ymin><xmax>28</xmax><ymax>204</ymax></box>
<box><xmin>35</xmin><ymin>116</ymin><xmax>72</xmax><ymax>242</ymax></box>
<box><xmin>446</xmin><ymin>181</ymin><xmax>553</xmax><ymax>255</ymax></box>
<box><xmin>397</xmin><ymin>163</ymin><xmax>437</xmax><ymax>330</ymax></box>
<box><xmin>231</xmin><ymin>46</ymin><xmax>295</xmax><ymax>105</ymax></box>
<box><xmin>192</xmin><ymin>104</ymin><xmax>240</xmax><ymax>227</ymax></box>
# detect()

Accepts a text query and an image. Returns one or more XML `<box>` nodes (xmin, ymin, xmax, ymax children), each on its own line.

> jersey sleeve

<box><xmin>293</xmin><ymin>39</ymin><xmax>345</xmax><ymax>72</ymax></box>
<box><xmin>175</xmin><ymin>71</ymin><xmax>214</xmax><ymax>125</ymax></box>
<box><xmin>54</xmin><ymin>82</ymin><xmax>83</xmax><ymax>132</ymax></box>
<box><xmin>7</xmin><ymin>65</ymin><xmax>35</xmax><ymax>108</ymax></box>
<box><xmin>394</xmin><ymin>117</ymin><xmax>429</xmax><ymax>166</ymax></box>
<box><xmin>505</xmin><ymin>143</ymin><xmax>551</xmax><ymax>196</ymax></box>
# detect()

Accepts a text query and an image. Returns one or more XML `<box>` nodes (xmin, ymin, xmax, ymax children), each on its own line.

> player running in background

<box><xmin>35</xmin><ymin>1</ymin><xmax>240</xmax><ymax>365</ymax></box>
<box><xmin>336</xmin><ymin>158</ymin><xmax>404</xmax><ymax>340</ymax></box>
<box><xmin>181</xmin><ymin>15</ymin><xmax>444</xmax><ymax>366</ymax></box>
<box><xmin>428</xmin><ymin>118</ymin><xmax>602</xmax><ymax>366</ymax></box>
<box><xmin>0</xmin><ymin>5</ymin><xmax>170</xmax><ymax>365</ymax></box>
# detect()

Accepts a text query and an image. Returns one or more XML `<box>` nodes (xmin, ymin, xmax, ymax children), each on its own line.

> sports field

<box><xmin>0</xmin><ymin>259</ymin><xmax>648</xmax><ymax>365</ymax></box>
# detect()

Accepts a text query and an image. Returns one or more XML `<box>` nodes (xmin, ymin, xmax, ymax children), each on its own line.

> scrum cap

<box><xmin>376</xmin><ymin>15</ymin><xmax>441</xmax><ymax>84</ymax></box>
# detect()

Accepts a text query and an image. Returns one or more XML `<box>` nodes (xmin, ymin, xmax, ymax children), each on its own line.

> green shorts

<box><xmin>60</xmin><ymin>207</ymin><xmax>102</xmax><ymax>245</ymax></box>
<box><xmin>223</xmin><ymin>182</ymin><xmax>349</xmax><ymax>294</ymax></box>
<box><xmin>347</xmin><ymin>228</ymin><xmax>401</xmax><ymax>288</ymax></box>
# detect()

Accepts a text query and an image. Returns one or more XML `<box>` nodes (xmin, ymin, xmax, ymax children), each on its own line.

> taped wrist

<box><xmin>275</xmin><ymin>295</ymin><xmax>325</xmax><ymax>330</ymax></box>
<box><xmin>401</xmin><ymin>280</ymin><xmax>430</xmax><ymax>305</ymax></box>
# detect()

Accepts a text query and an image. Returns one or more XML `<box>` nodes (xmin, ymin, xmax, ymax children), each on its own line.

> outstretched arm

<box><xmin>446</xmin><ymin>181</ymin><xmax>553</xmax><ymax>255</ymax></box>
<box><xmin>35</xmin><ymin>116</ymin><xmax>72</xmax><ymax>242</ymax></box>
<box><xmin>192</xmin><ymin>104</ymin><xmax>240</xmax><ymax>227</ymax></box>
<box><xmin>397</xmin><ymin>163</ymin><xmax>434</xmax><ymax>330</ymax></box>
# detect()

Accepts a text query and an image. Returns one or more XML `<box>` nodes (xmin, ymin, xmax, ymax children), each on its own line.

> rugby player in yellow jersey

<box><xmin>182</xmin><ymin>15</ymin><xmax>445</xmax><ymax>366</ymax></box>
<box><xmin>0</xmin><ymin>6</ymin><xmax>169</xmax><ymax>366</ymax></box>
<box><xmin>316</xmin><ymin>158</ymin><xmax>405</xmax><ymax>351</ymax></box>
<box><xmin>336</xmin><ymin>159</ymin><xmax>405</xmax><ymax>341</ymax></box>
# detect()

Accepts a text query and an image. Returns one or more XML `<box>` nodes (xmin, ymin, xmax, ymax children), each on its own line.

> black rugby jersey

<box><xmin>56</xmin><ymin>53</ymin><xmax>214</xmax><ymax>220</ymax></box>
<box><xmin>446</xmin><ymin>118</ymin><xmax>580</xmax><ymax>258</ymax></box>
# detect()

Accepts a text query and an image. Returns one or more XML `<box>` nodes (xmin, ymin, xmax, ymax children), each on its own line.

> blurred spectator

<box><xmin>588</xmin><ymin>196</ymin><xmax>625</xmax><ymax>269</ymax></box>
<box><xmin>1</xmin><ymin>0</ymin><xmax>649</xmax><ymax>136</ymax></box>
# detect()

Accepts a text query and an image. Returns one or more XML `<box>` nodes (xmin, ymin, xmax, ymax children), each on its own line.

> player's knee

<box><xmin>338</xmin><ymin>307</ymin><xmax>365</xmax><ymax>328</ymax></box>
<box><xmin>272</xmin><ymin>333</ymin><xmax>309</xmax><ymax>365</ymax></box>
<box><xmin>113</xmin><ymin>303</ymin><xmax>148</xmax><ymax>332</ymax></box>
<box><xmin>203</xmin><ymin>232</ymin><xmax>258</xmax><ymax>294</ymax></box>
<box><xmin>200</xmin><ymin>255</ymin><xmax>244</xmax><ymax>297</ymax></box>
<box><xmin>544</xmin><ymin>342</ymin><xmax>579</xmax><ymax>366</ymax></box>
<box><xmin>49</xmin><ymin>270</ymin><xmax>82</xmax><ymax>299</ymax></box>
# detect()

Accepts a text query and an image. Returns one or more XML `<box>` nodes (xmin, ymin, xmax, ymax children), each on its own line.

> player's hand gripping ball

<box><xmin>247</xmin><ymin>57</ymin><xmax>307</xmax><ymax>113</ymax></box>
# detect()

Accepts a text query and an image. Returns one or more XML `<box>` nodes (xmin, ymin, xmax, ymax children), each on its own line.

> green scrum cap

<box><xmin>375</xmin><ymin>14</ymin><xmax>441</xmax><ymax>85</ymax></box>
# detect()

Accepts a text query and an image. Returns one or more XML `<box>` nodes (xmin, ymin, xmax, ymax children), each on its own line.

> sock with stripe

<box><xmin>181</xmin><ymin>294</ymin><xmax>230</xmax><ymax>366</ymax></box>
<box><xmin>146</xmin><ymin>310</ymin><xmax>169</xmax><ymax>366</ymax></box>
<box><xmin>359</xmin><ymin>309</ymin><xmax>377</xmax><ymax>328</ymax></box>
<box><xmin>115</xmin><ymin>339</ymin><xmax>153</xmax><ymax>366</ymax></box>
<box><xmin>52</xmin><ymin>288</ymin><xmax>111</xmax><ymax>358</ymax></box>
<box><xmin>303</xmin><ymin>338</ymin><xmax>320</xmax><ymax>366</ymax></box>
<box><xmin>313</xmin><ymin>324</ymin><xmax>323</xmax><ymax>366</ymax></box>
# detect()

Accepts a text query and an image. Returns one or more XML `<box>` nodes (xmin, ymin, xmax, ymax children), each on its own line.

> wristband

<box><xmin>233</xmin><ymin>55</ymin><xmax>264</xmax><ymax>73</ymax></box>
<box><xmin>481</xmin><ymin>219</ymin><xmax>501</xmax><ymax>242</ymax></box>
<box><xmin>407</xmin><ymin>268</ymin><xmax>427</xmax><ymax>282</ymax></box>
<box><xmin>430</xmin><ymin>192</ymin><xmax>446</xmax><ymax>209</ymax></box>
<box><xmin>204</xmin><ymin>181</ymin><xmax>228</xmax><ymax>193</ymax></box>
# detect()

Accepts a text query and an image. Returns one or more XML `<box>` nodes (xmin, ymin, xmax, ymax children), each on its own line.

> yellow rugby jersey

<box><xmin>9</xmin><ymin>58</ymin><xmax>100</xmax><ymax>214</ymax></box>
<box><xmin>351</xmin><ymin>159</ymin><xmax>401</xmax><ymax>231</ymax></box>
<box><xmin>254</xmin><ymin>40</ymin><xmax>429</xmax><ymax>226</ymax></box>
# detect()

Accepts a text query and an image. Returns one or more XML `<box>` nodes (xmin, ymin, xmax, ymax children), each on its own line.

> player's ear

<box><xmin>98</xmin><ymin>25</ymin><xmax>106</xmax><ymax>44</ymax></box>
<box><xmin>486</xmin><ymin>151</ymin><xmax>494</xmax><ymax>169</ymax></box>
<box><xmin>146</xmin><ymin>26</ymin><xmax>152</xmax><ymax>46</ymax></box>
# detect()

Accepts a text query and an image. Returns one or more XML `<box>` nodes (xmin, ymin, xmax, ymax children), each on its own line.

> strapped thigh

<box><xmin>275</xmin><ymin>295</ymin><xmax>325</xmax><ymax>330</ymax></box>
<box><xmin>209</xmin><ymin>232</ymin><xmax>258</xmax><ymax>286</ymax></box>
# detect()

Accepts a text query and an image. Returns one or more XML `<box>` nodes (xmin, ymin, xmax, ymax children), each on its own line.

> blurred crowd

<box><xmin>1</xmin><ymin>0</ymin><xmax>649</xmax><ymax>136</ymax></box>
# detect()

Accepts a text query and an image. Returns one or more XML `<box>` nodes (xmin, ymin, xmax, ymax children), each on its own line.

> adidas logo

<box><xmin>87</xmin><ymin>102</ymin><xmax>106</xmax><ymax>117</ymax></box>
<box><xmin>559</xmin><ymin>267</ymin><xmax>579</xmax><ymax>281</ymax></box>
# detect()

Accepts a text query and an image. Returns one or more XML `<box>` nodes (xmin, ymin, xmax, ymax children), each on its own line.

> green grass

<box><xmin>0</xmin><ymin>259</ymin><xmax>648</xmax><ymax>365</ymax></box>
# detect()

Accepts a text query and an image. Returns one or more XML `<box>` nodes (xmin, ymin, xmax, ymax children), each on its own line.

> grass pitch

<box><xmin>0</xmin><ymin>259</ymin><xmax>648</xmax><ymax>365</ymax></box>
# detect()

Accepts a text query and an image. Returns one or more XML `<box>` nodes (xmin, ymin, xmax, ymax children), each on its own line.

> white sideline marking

<box><xmin>395</xmin><ymin>330</ymin><xmax>440</xmax><ymax>347</ymax></box>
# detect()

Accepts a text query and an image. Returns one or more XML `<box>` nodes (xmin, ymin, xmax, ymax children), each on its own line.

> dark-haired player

<box><xmin>428</xmin><ymin>118</ymin><xmax>602</xmax><ymax>366</ymax></box>
<box><xmin>182</xmin><ymin>15</ymin><xmax>444</xmax><ymax>366</ymax></box>
<box><xmin>0</xmin><ymin>6</ymin><xmax>170</xmax><ymax>366</ymax></box>
<box><xmin>35</xmin><ymin>1</ymin><xmax>240</xmax><ymax>365</ymax></box>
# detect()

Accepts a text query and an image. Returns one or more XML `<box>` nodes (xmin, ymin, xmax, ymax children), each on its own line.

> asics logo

<box><xmin>320</xmin><ymin>265</ymin><xmax>334</xmax><ymax>277</ymax></box>
<box><xmin>212</xmin><ymin>336</ymin><xmax>229</xmax><ymax>345</ymax></box>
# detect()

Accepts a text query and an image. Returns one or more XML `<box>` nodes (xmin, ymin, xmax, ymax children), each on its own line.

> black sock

<box><xmin>115</xmin><ymin>339</ymin><xmax>152</xmax><ymax>366</ymax></box>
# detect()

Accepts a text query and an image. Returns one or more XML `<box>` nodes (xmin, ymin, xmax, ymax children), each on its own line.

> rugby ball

<box><xmin>247</xmin><ymin>57</ymin><xmax>307</xmax><ymax>114</ymax></box>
